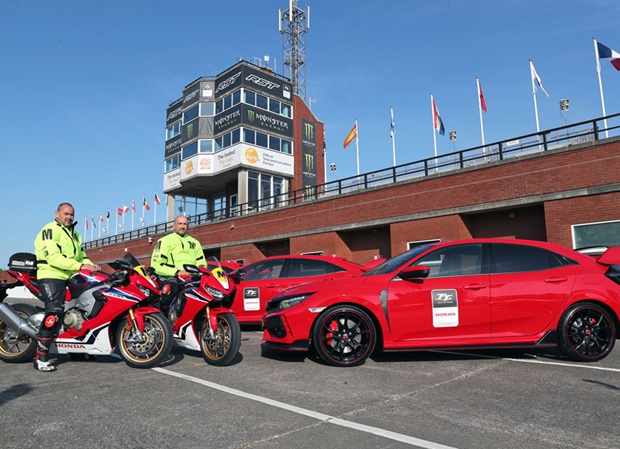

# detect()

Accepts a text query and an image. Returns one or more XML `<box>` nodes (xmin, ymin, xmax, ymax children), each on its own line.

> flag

<box><xmin>106</xmin><ymin>209</ymin><xmax>110</xmax><ymax>219</ymax></box>
<box><xmin>85</xmin><ymin>218</ymin><xmax>89</xmax><ymax>230</ymax></box>
<box><xmin>154</xmin><ymin>192</ymin><xmax>161</xmax><ymax>205</ymax></box>
<box><xmin>117</xmin><ymin>206</ymin><xmax>123</xmax><ymax>216</ymax></box>
<box><xmin>479</xmin><ymin>82</ymin><xmax>487</xmax><ymax>112</ymax></box>
<box><xmin>432</xmin><ymin>97</ymin><xmax>445</xmax><ymax>135</ymax></box>
<box><xmin>530</xmin><ymin>60</ymin><xmax>549</xmax><ymax>96</ymax></box>
<box><xmin>99</xmin><ymin>213</ymin><xmax>104</xmax><ymax>223</ymax></box>
<box><xmin>597</xmin><ymin>41</ymin><xmax>620</xmax><ymax>70</ymax></box>
<box><xmin>123</xmin><ymin>203</ymin><xmax>129</xmax><ymax>213</ymax></box>
<box><xmin>343</xmin><ymin>123</ymin><xmax>357</xmax><ymax>148</ymax></box>
<box><xmin>143</xmin><ymin>197</ymin><xmax>151</xmax><ymax>211</ymax></box>
<box><xmin>390</xmin><ymin>108</ymin><xmax>395</xmax><ymax>138</ymax></box>
<box><xmin>91</xmin><ymin>216</ymin><xmax>96</xmax><ymax>229</ymax></box>
<box><xmin>131</xmin><ymin>199</ymin><xmax>136</xmax><ymax>212</ymax></box>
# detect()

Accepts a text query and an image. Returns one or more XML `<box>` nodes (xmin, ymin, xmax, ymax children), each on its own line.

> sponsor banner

<box><xmin>432</xmin><ymin>289</ymin><xmax>459</xmax><ymax>327</ymax></box>
<box><xmin>166</xmin><ymin>101</ymin><xmax>183</xmax><ymax>126</ymax></box>
<box><xmin>201</xmin><ymin>81</ymin><xmax>215</xmax><ymax>100</ymax></box>
<box><xmin>177</xmin><ymin>144</ymin><xmax>294</xmax><ymax>182</ymax></box>
<box><xmin>182</xmin><ymin>83</ymin><xmax>201</xmax><ymax>108</ymax></box>
<box><xmin>214</xmin><ymin>105</ymin><xmax>242</xmax><ymax>134</ymax></box>
<box><xmin>242</xmin><ymin>65</ymin><xmax>292</xmax><ymax>101</ymax></box>
<box><xmin>163</xmin><ymin>168</ymin><xmax>181</xmax><ymax>190</ymax></box>
<box><xmin>214</xmin><ymin>69</ymin><xmax>243</xmax><ymax>97</ymax></box>
<box><xmin>301</xmin><ymin>118</ymin><xmax>318</xmax><ymax>197</ymax></box>
<box><xmin>182</xmin><ymin>120</ymin><xmax>199</xmax><ymax>143</ymax></box>
<box><xmin>165</xmin><ymin>134</ymin><xmax>182</xmax><ymax>158</ymax></box>
<box><xmin>243</xmin><ymin>104</ymin><xmax>293</xmax><ymax>138</ymax></box>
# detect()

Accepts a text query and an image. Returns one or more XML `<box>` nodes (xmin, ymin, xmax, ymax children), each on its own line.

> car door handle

<box><xmin>544</xmin><ymin>276</ymin><xmax>568</xmax><ymax>283</ymax></box>
<box><xmin>463</xmin><ymin>283</ymin><xmax>486</xmax><ymax>290</ymax></box>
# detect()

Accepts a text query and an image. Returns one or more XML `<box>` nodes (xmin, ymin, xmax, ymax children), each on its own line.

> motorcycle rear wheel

<box><xmin>0</xmin><ymin>303</ymin><xmax>38</xmax><ymax>363</ymax></box>
<box><xmin>200</xmin><ymin>312</ymin><xmax>241</xmax><ymax>366</ymax></box>
<box><xmin>116</xmin><ymin>312</ymin><xmax>173</xmax><ymax>369</ymax></box>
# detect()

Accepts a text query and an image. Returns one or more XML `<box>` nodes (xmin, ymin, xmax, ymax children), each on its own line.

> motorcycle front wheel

<box><xmin>0</xmin><ymin>303</ymin><xmax>38</xmax><ymax>363</ymax></box>
<box><xmin>116</xmin><ymin>312</ymin><xmax>173</xmax><ymax>369</ymax></box>
<box><xmin>200</xmin><ymin>312</ymin><xmax>241</xmax><ymax>366</ymax></box>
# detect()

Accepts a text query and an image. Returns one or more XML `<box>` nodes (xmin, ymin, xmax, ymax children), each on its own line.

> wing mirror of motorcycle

<box><xmin>229</xmin><ymin>270</ymin><xmax>244</xmax><ymax>284</ymax></box>
<box><xmin>183</xmin><ymin>264</ymin><xmax>201</xmax><ymax>275</ymax></box>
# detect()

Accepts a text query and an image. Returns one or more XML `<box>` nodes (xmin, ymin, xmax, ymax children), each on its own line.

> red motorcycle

<box><xmin>163</xmin><ymin>256</ymin><xmax>241</xmax><ymax>366</ymax></box>
<box><xmin>0</xmin><ymin>252</ymin><xmax>173</xmax><ymax>369</ymax></box>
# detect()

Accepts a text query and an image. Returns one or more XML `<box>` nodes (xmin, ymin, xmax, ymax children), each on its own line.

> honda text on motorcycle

<box><xmin>0</xmin><ymin>252</ymin><xmax>173</xmax><ymax>369</ymax></box>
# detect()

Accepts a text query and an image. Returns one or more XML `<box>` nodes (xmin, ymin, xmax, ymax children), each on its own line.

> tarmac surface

<box><xmin>0</xmin><ymin>297</ymin><xmax>618</xmax><ymax>449</ymax></box>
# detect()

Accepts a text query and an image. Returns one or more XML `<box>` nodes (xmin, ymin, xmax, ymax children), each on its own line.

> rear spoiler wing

<box><xmin>596</xmin><ymin>246</ymin><xmax>620</xmax><ymax>266</ymax></box>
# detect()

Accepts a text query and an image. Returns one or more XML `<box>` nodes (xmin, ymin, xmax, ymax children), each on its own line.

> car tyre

<box><xmin>558</xmin><ymin>302</ymin><xmax>616</xmax><ymax>362</ymax></box>
<box><xmin>312</xmin><ymin>305</ymin><xmax>376</xmax><ymax>367</ymax></box>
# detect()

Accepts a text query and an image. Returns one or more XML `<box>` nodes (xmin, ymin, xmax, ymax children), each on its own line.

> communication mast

<box><xmin>279</xmin><ymin>0</ymin><xmax>310</xmax><ymax>102</ymax></box>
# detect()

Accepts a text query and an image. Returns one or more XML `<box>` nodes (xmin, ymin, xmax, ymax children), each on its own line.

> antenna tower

<box><xmin>279</xmin><ymin>0</ymin><xmax>310</xmax><ymax>102</ymax></box>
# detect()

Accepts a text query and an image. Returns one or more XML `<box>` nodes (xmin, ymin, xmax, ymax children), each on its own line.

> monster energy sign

<box><xmin>301</xmin><ymin>118</ymin><xmax>317</xmax><ymax>198</ymax></box>
<box><xmin>214</xmin><ymin>105</ymin><xmax>242</xmax><ymax>134</ymax></box>
<box><xmin>243</xmin><ymin>105</ymin><xmax>293</xmax><ymax>138</ymax></box>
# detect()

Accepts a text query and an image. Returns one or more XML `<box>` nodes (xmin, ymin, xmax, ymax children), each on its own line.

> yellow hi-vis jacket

<box><xmin>34</xmin><ymin>220</ymin><xmax>93</xmax><ymax>280</ymax></box>
<box><xmin>150</xmin><ymin>232</ymin><xmax>205</xmax><ymax>277</ymax></box>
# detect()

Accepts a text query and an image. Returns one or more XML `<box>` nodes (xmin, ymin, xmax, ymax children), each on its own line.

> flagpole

<box><xmin>476</xmin><ymin>77</ymin><xmax>486</xmax><ymax>148</ymax></box>
<box><xmin>131</xmin><ymin>200</ymin><xmax>135</xmax><ymax>231</ymax></box>
<box><xmin>529</xmin><ymin>60</ymin><xmax>541</xmax><ymax>134</ymax></box>
<box><xmin>84</xmin><ymin>219</ymin><xmax>88</xmax><ymax>242</ymax></box>
<box><xmin>593</xmin><ymin>37</ymin><xmax>610</xmax><ymax>138</ymax></box>
<box><xmin>90</xmin><ymin>216</ymin><xmax>94</xmax><ymax>241</ymax></box>
<box><xmin>154</xmin><ymin>193</ymin><xmax>158</xmax><ymax>226</ymax></box>
<box><xmin>115</xmin><ymin>207</ymin><xmax>118</xmax><ymax>235</ymax></box>
<box><xmin>354</xmin><ymin>119</ymin><xmax>360</xmax><ymax>177</ymax></box>
<box><xmin>106</xmin><ymin>210</ymin><xmax>110</xmax><ymax>236</ymax></box>
<box><xmin>98</xmin><ymin>213</ymin><xmax>101</xmax><ymax>239</ymax></box>
<box><xmin>390</xmin><ymin>107</ymin><xmax>396</xmax><ymax>167</ymax></box>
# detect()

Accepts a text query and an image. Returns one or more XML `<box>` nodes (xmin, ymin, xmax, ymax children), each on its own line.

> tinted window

<box><xmin>287</xmin><ymin>259</ymin><xmax>345</xmax><ymax>278</ymax></box>
<box><xmin>491</xmin><ymin>243</ymin><xmax>562</xmax><ymax>273</ymax></box>
<box><xmin>242</xmin><ymin>260</ymin><xmax>285</xmax><ymax>280</ymax></box>
<box><xmin>415</xmin><ymin>244</ymin><xmax>483</xmax><ymax>277</ymax></box>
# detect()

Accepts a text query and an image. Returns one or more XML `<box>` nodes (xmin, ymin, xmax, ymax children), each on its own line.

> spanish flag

<box><xmin>343</xmin><ymin>123</ymin><xmax>357</xmax><ymax>149</ymax></box>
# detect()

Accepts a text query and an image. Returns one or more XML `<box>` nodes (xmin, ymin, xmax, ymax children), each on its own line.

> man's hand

<box><xmin>81</xmin><ymin>264</ymin><xmax>102</xmax><ymax>272</ymax></box>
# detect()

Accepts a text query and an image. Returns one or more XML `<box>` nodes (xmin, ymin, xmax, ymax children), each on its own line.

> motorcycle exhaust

<box><xmin>0</xmin><ymin>303</ymin><xmax>38</xmax><ymax>338</ymax></box>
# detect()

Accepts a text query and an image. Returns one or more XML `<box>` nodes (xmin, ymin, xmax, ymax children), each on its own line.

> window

<box><xmin>200</xmin><ymin>102</ymin><xmax>215</xmax><ymax>117</ymax></box>
<box><xmin>214</xmin><ymin>136</ymin><xmax>222</xmax><ymax>152</ymax></box>
<box><xmin>256</xmin><ymin>93</ymin><xmax>268</xmax><ymax>110</ymax></box>
<box><xmin>287</xmin><ymin>259</ymin><xmax>344</xmax><ymax>278</ymax></box>
<box><xmin>491</xmin><ymin>243</ymin><xmax>564</xmax><ymax>273</ymax></box>
<box><xmin>199</xmin><ymin>140</ymin><xmax>213</xmax><ymax>153</ymax></box>
<box><xmin>269</xmin><ymin>98</ymin><xmax>280</xmax><ymax>114</ymax></box>
<box><xmin>247</xmin><ymin>171</ymin><xmax>286</xmax><ymax>212</ymax></box>
<box><xmin>415</xmin><ymin>244</ymin><xmax>483</xmax><ymax>277</ymax></box>
<box><xmin>182</xmin><ymin>142</ymin><xmax>198</xmax><ymax>159</ymax></box>
<box><xmin>269</xmin><ymin>135</ymin><xmax>280</xmax><ymax>151</ymax></box>
<box><xmin>165</xmin><ymin>155</ymin><xmax>180</xmax><ymax>172</ymax></box>
<box><xmin>243</xmin><ymin>128</ymin><xmax>255</xmax><ymax>144</ymax></box>
<box><xmin>281</xmin><ymin>139</ymin><xmax>292</xmax><ymax>154</ymax></box>
<box><xmin>223</xmin><ymin>133</ymin><xmax>231</xmax><ymax>148</ymax></box>
<box><xmin>232</xmin><ymin>90</ymin><xmax>241</xmax><ymax>106</ymax></box>
<box><xmin>280</xmin><ymin>103</ymin><xmax>291</xmax><ymax>118</ymax></box>
<box><xmin>256</xmin><ymin>132</ymin><xmax>268</xmax><ymax>148</ymax></box>
<box><xmin>242</xmin><ymin>259</ymin><xmax>286</xmax><ymax>280</ymax></box>
<box><xmin>232</xmin><ymin>128</ymin><xmax>240</xmax><ymax>145</ymax></box>
<box><xmin>572</xmin><ymin>220</ymin><xmax>620</xmax><ymax>250</ymax></box>
<box><xmin>183</xmin><ymin>105</ymin><xmax>199</xmax><ymax>124</ymax></box>
<box><xmin>166</xmin><ymin>122</ymin><xmax>181</xmax><ymax>140</ymax></box>
<box><xmin>244</xmin><ymin>90</ymin><xmax>255</xmax><ymax>105</ymax></box>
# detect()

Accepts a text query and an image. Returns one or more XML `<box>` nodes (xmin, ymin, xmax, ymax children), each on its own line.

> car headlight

<box><xmin>267</xmin><ymin>293</ymin><xmax>314</xmax><ymax>313</ymax></box>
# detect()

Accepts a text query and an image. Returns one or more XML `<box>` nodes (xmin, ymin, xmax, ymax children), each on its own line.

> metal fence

<box><xmin>83</xmin><ymin>113</ymin><xmax>620</xmax><ymax>250</ymax></box>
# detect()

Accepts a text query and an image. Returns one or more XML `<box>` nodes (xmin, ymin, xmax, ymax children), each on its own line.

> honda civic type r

<box><xmin>262</xmin><ymin>239</ymin><xmax>620</xmax><ymax>367</ymax></box>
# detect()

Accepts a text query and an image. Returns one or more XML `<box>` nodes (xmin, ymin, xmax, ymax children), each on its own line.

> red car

<box><xmin>262</xmin><ymin>238</ymin><xmax>620</xmax><ymax>367</ymax></box>
<box><xmin>229</xmin><ymin>255</ymin><xmax>369</xmax><ymax>324</ymax></box>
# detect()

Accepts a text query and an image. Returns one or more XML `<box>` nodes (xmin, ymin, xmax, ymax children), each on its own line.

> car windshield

<box><xmin>362</xmin><ymin>244</ymin><xmax>437</xmax><ymax>276</ymax></box>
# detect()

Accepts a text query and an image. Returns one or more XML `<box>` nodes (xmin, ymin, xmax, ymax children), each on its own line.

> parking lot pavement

<box><xmin>0</xmin><ymin>325</ymin><xmax>618</xmax><ymax>449</ymax></box>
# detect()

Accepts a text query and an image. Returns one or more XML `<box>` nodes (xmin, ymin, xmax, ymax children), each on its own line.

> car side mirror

<box><xmin>399</xmin><ymin>265</ymin><xmax>430</xmax><ymax>281</ymax></box>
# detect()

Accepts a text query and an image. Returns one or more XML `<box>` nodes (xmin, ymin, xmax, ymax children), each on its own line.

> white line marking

<box><xmin>431</xmin><ymin>350</ymin><xmax>620</xmax><ymax>373</ymax></box>
<box><xmin>153</xmin><ymin>367</ymin><xmax>458</xmax><ymax>449</ymax></box>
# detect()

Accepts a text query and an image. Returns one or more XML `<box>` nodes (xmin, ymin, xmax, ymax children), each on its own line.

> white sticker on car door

<box><xmin>432</xmin><ymin>289</ymin><xmax>459</xmax><ymax>327</ymax></box>
<box><xmin>243</xmin><ymin>287</ymin><xmax>261</xmax><ymax>311</ymax></box>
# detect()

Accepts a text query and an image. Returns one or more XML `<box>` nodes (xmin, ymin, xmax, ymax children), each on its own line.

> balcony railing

<box><xmin>83</xmin><ymin>112</ymin><xmax>620</xmax><ymax>250</ymax></box>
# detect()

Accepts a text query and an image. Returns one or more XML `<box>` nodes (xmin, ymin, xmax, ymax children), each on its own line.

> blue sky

<box><xmin>1</xmin><ymin>0</ymin><xmax>620</xmax><ymax>268</ymax></box>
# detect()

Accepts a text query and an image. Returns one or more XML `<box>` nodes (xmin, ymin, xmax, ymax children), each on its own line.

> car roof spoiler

<box><xmin>596</xmin><ymin>246</ymin><xmax>620</xmax><ymax>265</ymax></box>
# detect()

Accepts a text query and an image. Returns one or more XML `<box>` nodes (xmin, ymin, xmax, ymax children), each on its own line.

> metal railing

<box><xmin>83</xmin><ymin>113</ymin><xmax>620</xmax><ymax>250</ymax></box>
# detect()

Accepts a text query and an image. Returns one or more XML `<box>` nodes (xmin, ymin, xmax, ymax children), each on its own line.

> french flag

<box><xmin>597</xmin><ymin>42</ymin><xmax>620</xmax><ymax>71</ymax></box>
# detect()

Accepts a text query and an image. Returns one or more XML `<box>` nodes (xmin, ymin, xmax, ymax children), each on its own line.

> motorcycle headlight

<box><xmin>205</xmin><ymin>286</ymin><xmax>225</xmax><ymax>300</ymax></box>
<box><xmin>267</xmin><ymin>293</ymin><xmax>313</xmax><ymax>313</ymax></box>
